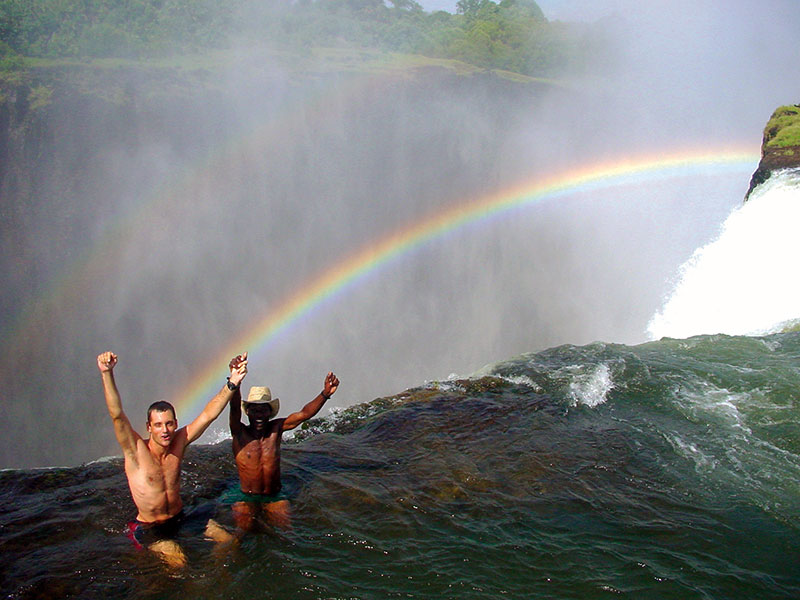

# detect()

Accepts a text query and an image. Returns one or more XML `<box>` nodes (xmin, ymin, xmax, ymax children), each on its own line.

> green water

<box><xmin>1</xmin><ymin>333</ymin><xmax>799</xmax><ymax>599</ymax></box>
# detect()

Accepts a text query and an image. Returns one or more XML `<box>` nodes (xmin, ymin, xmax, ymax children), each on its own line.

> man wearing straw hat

<box><xmin>227</xmin><ymin>355</ymin><xmax>339</xmax><ymax>530</ymax></box>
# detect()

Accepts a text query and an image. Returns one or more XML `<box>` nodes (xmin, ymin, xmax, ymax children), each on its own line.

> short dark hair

<box><xmin>147</xmin><ymin>401</ymin><xmax>176</xmax><ymax>423</ymax></box>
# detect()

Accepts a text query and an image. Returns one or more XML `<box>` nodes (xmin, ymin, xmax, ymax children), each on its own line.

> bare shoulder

<box><xmin>127</xmin><ymin>437</ymin><xmax>152</xmax><ymax>467</ymax></box>
<box><xmin>169</xmin><ymin>426</ymin><xmax>191</xmax><ymax>454</ymax></box>
<box><xmin>276</xmin><ymin>416</ymin><xmax>294</xmax><ymax>433</ymax></box>
<box><xmin>232</xmin><ymin>426</ymin><xmax>253</xmax><ymax>450</ymax></box>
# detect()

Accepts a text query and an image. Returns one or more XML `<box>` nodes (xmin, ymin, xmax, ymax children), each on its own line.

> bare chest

<box><xmin>237</xmin><ymin>432</ymin><xmax>281</xmax><ymax>462</ymax></box>
<box><xmin>130</xmin><ymin>449</ymin><xmax>181</xmax><ymax>488</ymax></box>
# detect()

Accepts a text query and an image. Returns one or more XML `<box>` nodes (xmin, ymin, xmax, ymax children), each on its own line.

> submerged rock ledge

<box><xmin>746</xmin><ymin>104</ymin><xmax>800</xmax><ymax>200</ymax></box>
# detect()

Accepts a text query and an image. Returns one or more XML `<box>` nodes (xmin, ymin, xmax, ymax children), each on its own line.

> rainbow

<box><xmin>173</xmin><ymin>147</ymin><xmax>759</xmax><ymax>419</ymax></box>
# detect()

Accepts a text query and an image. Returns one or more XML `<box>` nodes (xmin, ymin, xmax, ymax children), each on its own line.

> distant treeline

<box><xmin>0</xmin><ymin>0</ymin><xmax>599</xmax><ymax>76</ymax></box>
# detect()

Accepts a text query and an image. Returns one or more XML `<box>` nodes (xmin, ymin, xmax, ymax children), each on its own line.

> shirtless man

<box><xmin>227</xmin><ymin>357</ymin><xmax>339</xmax><ymax>531</ymax></box>
<box><xmin>97</xmin><ymin>350</ymin><xmax>248</xmax><ymax>567</ymax></box>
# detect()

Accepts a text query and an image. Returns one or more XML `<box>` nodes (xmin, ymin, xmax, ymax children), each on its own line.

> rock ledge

<box><xmin>746</xmin><ymin>104</ymin><xmax>800</xmax><ymax>200</ymax></box>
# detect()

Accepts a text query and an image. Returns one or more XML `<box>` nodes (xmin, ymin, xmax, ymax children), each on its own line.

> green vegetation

<box><xmin>0</xmin><ymin>0</ymin><xmax>597</xmax><ymax>78</ymax></box>
<box><xmin>764</xmin><ymin>105</ymin><xmax>800</xmax><ymax>149</ymax></box>
<box><xmin>0</xmin><ymin>39</ymin><xmax>23</xmax><ymax>80</ymax></box>
<box><xmin>26</xmin><ymin>83</ymin><xmax>52</xmax><ymax>109</ymax></box>
<box><xmin>784</xmin><ymin>321</ymin><xmax>800</xmax><ymax>333</ymax></box>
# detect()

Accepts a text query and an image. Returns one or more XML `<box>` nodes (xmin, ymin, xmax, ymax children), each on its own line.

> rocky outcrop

<box><xmin>746</xmin><ymin>104</ymin><xmax>800</xmax><ymax>199</ymax></box>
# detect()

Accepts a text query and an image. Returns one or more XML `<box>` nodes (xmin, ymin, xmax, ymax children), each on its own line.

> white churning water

<box><xmin>648</xmin><ymin>169</ymin><xmax>800</xmax><ymax>340</ymax></box>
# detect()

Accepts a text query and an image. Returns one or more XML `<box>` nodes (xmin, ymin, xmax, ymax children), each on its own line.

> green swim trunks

<box><xmin>219</xmin><ymin>483</ymin><xmax>291</xmax><ymax>505</ymax></box>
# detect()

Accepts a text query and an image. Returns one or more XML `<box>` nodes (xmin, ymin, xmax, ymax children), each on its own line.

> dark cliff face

<box><xmin>745</xmin><ymin>104</ymin><xmax>800</xmax><ymax>200</ymax></box>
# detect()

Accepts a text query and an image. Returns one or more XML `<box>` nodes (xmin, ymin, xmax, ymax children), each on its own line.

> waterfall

<box><xmin>648</xmin><ymin>169</ymin><xmax>800</xmax><ymax>339</ymax></box>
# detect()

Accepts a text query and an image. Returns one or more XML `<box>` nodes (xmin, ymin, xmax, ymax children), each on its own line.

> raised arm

<box><xmin>283</xmin><ymin>372</ymin><xmax>339</xmax><ymax>431</ymax></box>
<box><xmin>186</xmin><ymin>352</ymin><xmax>248</xmax><ymax>444</ymax></box>
<box><xmin>228</xmin><ymin>355</ymin><xmax>244</xmax><ymax>437</ymax></box>
<box><xmin>97</xmin><ymin>352</ymin><xmax>141</xmax><ymax>459</ymax></box>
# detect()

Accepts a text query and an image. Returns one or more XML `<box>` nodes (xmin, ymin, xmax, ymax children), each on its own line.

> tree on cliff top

<box><xmin>0</xmin><ymin>0</ymin><xmax>593</xmax><ymax>78</ymax></box>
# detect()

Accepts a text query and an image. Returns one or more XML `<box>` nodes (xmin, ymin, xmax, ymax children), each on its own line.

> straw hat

<box><xmin>244</xmin><ymin>386</ymin><xmax>280</xmax><ymax>416</ymax></box>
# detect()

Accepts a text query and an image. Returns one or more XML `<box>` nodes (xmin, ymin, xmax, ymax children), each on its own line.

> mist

<box><xmin>1</xmin><ymin>0</ymin><xmax>798</xmax><ymax>469</ymax></box>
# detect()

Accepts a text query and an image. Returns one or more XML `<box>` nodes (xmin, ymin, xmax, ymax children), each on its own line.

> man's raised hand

<box><xmin>229</xmin><ymin>351</ymin><xmax>248</xmax><ymax>387</ymax></box>
<box><xmin>323</xmin><ymin>372</ymin><xmax>339</xmax><ymax>398</ymax></box>
<box><xmin>97</xmin><ymin>351</ymin><xmax>117</xmax><ymax>373</ymax></box>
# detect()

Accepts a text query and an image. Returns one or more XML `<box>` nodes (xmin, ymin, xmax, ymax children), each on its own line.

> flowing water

<box><xmin>3</xmin><ymin>324</ymin><xmax>800</xmax><ymax>598</ymax></box>
<box><xmin>648</xmin><ymin>169</ymin><xmax>800</xmax><ymax>339</ymax></box>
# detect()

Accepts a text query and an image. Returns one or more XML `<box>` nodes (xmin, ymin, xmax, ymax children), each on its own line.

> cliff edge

<box><xmin>746</xmin><ymin>104</ymin><xmax>800</xmax><ymax>199</ymax></box>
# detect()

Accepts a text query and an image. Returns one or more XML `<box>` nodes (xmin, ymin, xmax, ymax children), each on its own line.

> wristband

<box><xmin>322</xmin><ymin>391</ymin><xmax>331</xmax><ymax>400</ymax></box>
<box><xmin>226</xmin><ymin>377</ymin><xmax>239</xmax><ymax>391</ymax></box>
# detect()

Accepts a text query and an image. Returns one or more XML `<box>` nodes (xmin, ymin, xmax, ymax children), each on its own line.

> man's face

<box><xmin>147</xmin><ymin>410</ymin><xmax>177</xmax><ymax>447</ymax></box>
<box><xmin>244</xmin><ymin>403</ymin><xmax>273</xmax><ymax>429</ymax></box>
